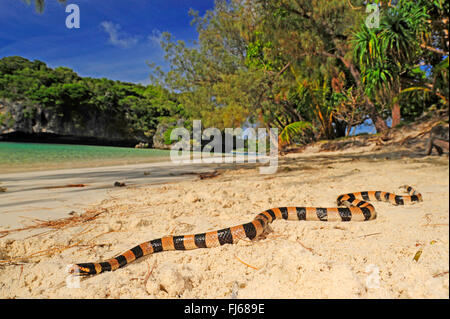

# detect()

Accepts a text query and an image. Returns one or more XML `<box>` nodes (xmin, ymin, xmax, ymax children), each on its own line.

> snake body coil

<box><xmin>69</xmin><ymin>185</ymin><xmax>422</xmax><ymax>276</ymax></box>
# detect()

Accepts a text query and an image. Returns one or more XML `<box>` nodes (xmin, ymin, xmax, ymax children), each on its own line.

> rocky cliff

<box><xmin>0</xmin><ymin>99</ymin><xmax>140</xmax><ymax>146</ymax></box>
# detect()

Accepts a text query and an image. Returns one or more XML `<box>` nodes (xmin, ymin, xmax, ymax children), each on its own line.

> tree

<box><xmin>353</xmin><ymin>0</ymin><xmax>435</xmax><ymax>127</ymax></box>
<box><xmin>254</xmin><ymin>0</ymin><xmax>390</xmax><ymax>132</ymax></box>
<box><xmin>151</xmin><ymin>1</ymin><xmax>270</xmax><ymax>129</ymax></box>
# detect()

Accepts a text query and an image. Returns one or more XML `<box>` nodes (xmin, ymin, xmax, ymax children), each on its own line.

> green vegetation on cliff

<box><xmin>0</xmin><ymin>56</ymin><xmax>183</xmax><ymax>144</ymax></box>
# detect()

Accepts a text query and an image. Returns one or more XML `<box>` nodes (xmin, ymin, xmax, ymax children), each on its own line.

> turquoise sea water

<box><xmin>0</xmin><ymin>142</ymin><xmax>171</xmax><ymax>172</ymax></box>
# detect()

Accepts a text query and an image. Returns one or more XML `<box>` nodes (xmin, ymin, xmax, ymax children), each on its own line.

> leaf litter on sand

<box><xmin>0</xmin><ymin>208</ymin><xmax>106</xmax><ymax>239</ymax></box>
<box><xmin>0</xmin><ymin>208</ymin><xmax>108</xmax><ymax>264</ymax></box>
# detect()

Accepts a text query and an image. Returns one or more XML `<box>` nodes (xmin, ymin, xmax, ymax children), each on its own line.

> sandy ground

<box><xmin>0</xmin><ymin>145</ymin><xmax>448</xmax><ymax>299</ymax></box>
<box><xmin>0</xmin><ymin>160</ymin><xmax>223</xmax><ymax>236</ymax></box>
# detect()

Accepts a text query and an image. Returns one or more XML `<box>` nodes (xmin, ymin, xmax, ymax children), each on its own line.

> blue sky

<box><xmin>0</xmin><ymin>0</ymin><xmax>214</xmax><ymax>84</ymax></box>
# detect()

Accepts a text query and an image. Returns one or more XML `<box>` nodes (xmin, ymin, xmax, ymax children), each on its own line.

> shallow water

<box><xmin>0</xmin><ymin>142</ymin><xmax>171</xmax><ymax>173</ymax></box>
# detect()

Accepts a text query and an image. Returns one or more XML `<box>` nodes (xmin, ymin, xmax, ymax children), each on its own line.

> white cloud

<box><xmin>148</xmin><ymin>28</ymin><xmax>163</xmax><ymax>46</ymax></box>
<box><xmin>100</xmin><ymin>21</ymin><xmax>138</xmax><ymax>48</ymax></box>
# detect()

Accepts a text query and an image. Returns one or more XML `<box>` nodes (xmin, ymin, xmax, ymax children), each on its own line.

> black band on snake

<box><xmin>68</xmin><ymin>185</ymin><xmax>422</xmax><ymax>276</ymax></box>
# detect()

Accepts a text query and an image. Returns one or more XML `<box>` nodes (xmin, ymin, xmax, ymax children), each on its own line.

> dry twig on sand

<box><xmin>43</xmin><ymin>184</ymin><xmax>87</xmax><ymax>189</ymax></box>
<box><xmin>0</xmin><ymin>208</ymin><xmax>106</xmax><ymax>239</ymax></box>
<box><xmin>171</xmin><ymin>170</ymin><xmax>221</xmax><ymax>180</ymax></box>
<box><xmin>433</xmin><ymin>271</ymin><xmax>449</xmax><ymax>278</ymax></box>
<box><xmin>143</xmin><ymin>260</ymin><xmax>157</xmax><ymax>287</ymax></box>
<box><xmin>399</xmin><ymin>128</ymin><xmax>434</xmax><ymax>145</ymax></box>
<box><xmin>198</xmin><ymin>170</ymin><xmax>221</xmax><ymax>179</ymax></box>
<box><xmin>234</xmin><ymin>255</ymin><xmax>259</xmax><ymax>270</ymax></box>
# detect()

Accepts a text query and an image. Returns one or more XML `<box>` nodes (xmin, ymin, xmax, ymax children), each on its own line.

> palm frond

<box><xmin>279</xmin><ymin>121</ymin><xmax>313</xmax><ymax>145</ymax></box>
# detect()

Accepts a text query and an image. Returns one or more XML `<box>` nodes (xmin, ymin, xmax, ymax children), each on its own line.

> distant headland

<box><xmin>0</xmin><ymin>56</ymin><xmax>182</xmax><ymax>148</ymax></box>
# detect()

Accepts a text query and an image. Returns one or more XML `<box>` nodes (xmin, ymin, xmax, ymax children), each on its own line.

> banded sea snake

<box><xmin>69</xmin><ymin>185</ymin><xmax>422</xmax><ymax>276</ymax></box>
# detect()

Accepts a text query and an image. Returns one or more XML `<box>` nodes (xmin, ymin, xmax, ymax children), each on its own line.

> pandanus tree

<box><xmin>255</xmin><ymin>0</ymin><xmax>390</xmax><ymax>133</ymax></box>
<box><xmin>353</xmin><ymin>0</ymin><xmax>432</xmax><ymax>127</ymax></box>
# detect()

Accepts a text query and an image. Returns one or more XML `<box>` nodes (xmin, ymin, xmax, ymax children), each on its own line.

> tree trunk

<box><xmin>338</xmin><ymin>56</ymin><xmax>389</xmax><ymax>133</ymax></box>
<box><xmin>332</xmin><ymin>115</ymin><xmax>347</xmax><ymax>138</ymax></box>
<box><xmin>365</xmin><ymin>98</ymin><xmax>389</xmax><ymax>132</ymax></box>
<box><xmin>391</xmin><ymin>102</ymin><xmax>401</xmax><ymax>127</ymax></box>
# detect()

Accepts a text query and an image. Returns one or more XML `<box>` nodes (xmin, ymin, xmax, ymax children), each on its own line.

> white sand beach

<box><xmin>0</xmin><ymin>135</ymin><xmax>448</xmax><ymax>298</ymax></box>
<box><xmin>0</xmin><ymin>160</ymin><xmax>223</xmax><ymax>236</ymax></box>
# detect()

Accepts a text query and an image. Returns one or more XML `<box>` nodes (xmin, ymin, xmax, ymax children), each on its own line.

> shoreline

<box><xmin>0</xmin><ymin>142</ymin><xmax>267</xmax><ymax>174</ymax></box>
<box><xmin>0</xmin><ymin>141</ymin><xmax>444</xmax><ymax>233</ymax></box>
<box><xmin>0</xmin><ymin>141</ymin><xmax>174</xmax><ymax>174</ymax></box>
<box><xmin>0</xmin><ymin>155</ymin><xmax>172</xmax><ymax>174</ymax></box>
<box><xmin>0</xmin><ymin>150</ymin><xmax>274</xmax><ymax>234</ymax></box>
<box><xmin>0</xmin><ymin>159</ymin><xmax>230</xmax><ymax>234</ymax></box>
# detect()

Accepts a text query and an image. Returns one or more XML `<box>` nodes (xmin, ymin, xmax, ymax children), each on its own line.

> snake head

<box><xmin>67</xmin><ymin>263</ymin><xmax>94</xmax><ymax>276</ymax></box>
